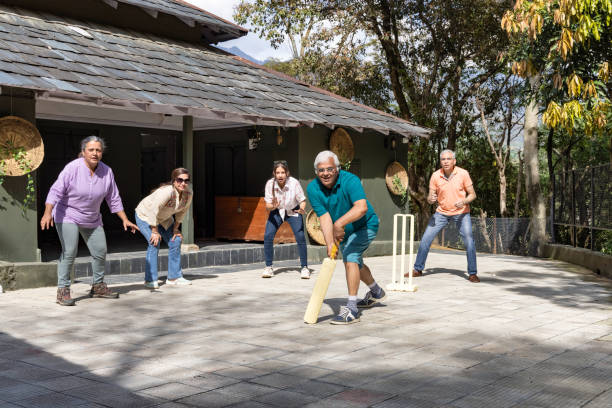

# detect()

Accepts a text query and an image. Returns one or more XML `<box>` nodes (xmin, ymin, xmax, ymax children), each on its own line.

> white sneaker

<box><xmin>165</xmin><ymin>277</ymin><xmax>192</xmax><ymax>286</ymax></box>
<box><xmin>300</xmin><ymin>267</ymin><xmax>311</xmax><ymax>279</ymax></box>
<box><xmin>262</xmin><ymin>266</ymin><xmax>273</xmax><ymax>278</ymax></box>
<box><xmin>144</xmin><ymin>281</ymin><xmax>159</xmax><ymax>289</ymax></box>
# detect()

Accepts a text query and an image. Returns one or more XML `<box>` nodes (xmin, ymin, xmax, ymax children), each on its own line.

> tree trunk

<box><xmin>499</xmin><ymin>172</ymin><xmax>508</xmax><ymax>217</ymax></box>
<box><xmin>524</xmin><ymin>75</ymin><xmax>547</xmax><ymax>256</ymax></box>
<box><xmin>514</xmin><ymin>150</ymin><xmax>523</xmax><ymax>218</ymax></box>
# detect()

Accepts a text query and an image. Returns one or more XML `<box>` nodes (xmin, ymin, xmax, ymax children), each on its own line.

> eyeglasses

<box><xmin>273</xmin><ymin>160</ymin><xmax>288</xmax><ymax>166</ymax></box>
<box><xmin>316</xmin><ymin>167</ymin><xmax>337</xmax><ymax>174</ymax></box>
<box><xmin>175</xmin><ymin>177</ymin><xmax>190</xmax><ymax>184</ymax></box>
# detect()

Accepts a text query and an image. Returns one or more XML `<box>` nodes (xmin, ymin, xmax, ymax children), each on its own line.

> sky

<box><xmin>186</xmin><ymin>0</ymin><xmax>293</xmax><ymax>61</ymax></box>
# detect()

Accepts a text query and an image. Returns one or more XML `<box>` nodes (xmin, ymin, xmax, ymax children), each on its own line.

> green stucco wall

<box><xmin>0</xmin><ymin>91</ymin><xmax>39</xmax><ymax>262</ymax></box>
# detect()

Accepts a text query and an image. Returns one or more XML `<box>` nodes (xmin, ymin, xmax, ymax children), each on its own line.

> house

<box><xmin>0</xmin><ymin>0</ymin><xmax>430</xmax><ymax>272</ymax></box>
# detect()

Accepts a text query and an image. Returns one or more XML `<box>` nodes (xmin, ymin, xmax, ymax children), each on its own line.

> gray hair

<box><xmin>440</xmin><ymin>149</ymin><xmax>455</xmax><ymax>159</ymax></box>
<box><xmin>313</xmin><ymin>150</ymin><xmax>340</xmax><ymax>173</ymax></box>
<box><xmin>80</xmin><ymin>135</ymin><xmax>106</xmax><ymax>152</ymax></box>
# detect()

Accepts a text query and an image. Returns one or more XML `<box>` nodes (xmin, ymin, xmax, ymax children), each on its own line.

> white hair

<box><xmin>81</xmin><ymin>135</ymin><xmax>106</xmax><ymax>152</ymax></box>
<box><xmin>440</xmin><ymin>149</ymin><xmax>455</xmax><ymax>159</ymax></box>
<box><xmin>313</xmin><ymin>150</ymin><xmax>340</xmax><ymax>173</ymax></box>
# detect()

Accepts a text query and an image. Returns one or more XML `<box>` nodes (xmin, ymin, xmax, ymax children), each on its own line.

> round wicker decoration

<box><xmin>306</xmin><ymin>209</ymin><xmax>326</xmax><ymax>246</ymax></box>
<box><xmin>0</xmin><ymin>116</ymin><xmax>44</xmax><ymax>176</ymax></box>
<box><xmin>385</xmin><ymin>161</ymin><xmax>408</xmax><ymax>196</ymax></box>
<box><xmin>329</xmin><ymin>127</ymin><xmax>354</xmax><ymax>165</ymax></box>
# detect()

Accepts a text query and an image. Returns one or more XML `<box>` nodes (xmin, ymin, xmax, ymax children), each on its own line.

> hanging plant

<box><xmin>0</xmin><ymin>116</ymin><xmax>45</xmax><ymax>215</ymax></box>
<box><xmin>392</xmin><ymin>174</ymin><xmax>407</xmax><ymax>201</ymax></box>
<box><xmin>0</xmin><ymin>143</ymin><xmax>35</xmax><ymax>214</ymax></box>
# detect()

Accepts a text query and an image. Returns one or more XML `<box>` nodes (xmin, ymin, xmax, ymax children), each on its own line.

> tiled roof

<box><xmin>112</xmin><ymin>0</ymin><xmax>247</xmax><ymax>41</ymax></box>
<box><xmin>0</xmin><ymin>5</ymin><xmax>431</xmax><ymax>138</ymax></box>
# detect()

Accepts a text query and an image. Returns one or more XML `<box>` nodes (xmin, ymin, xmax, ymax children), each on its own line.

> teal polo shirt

<box><xmin>307</xmin><ymin>170</ymin><xmax>379</xmax><ymax>237</ymax></box>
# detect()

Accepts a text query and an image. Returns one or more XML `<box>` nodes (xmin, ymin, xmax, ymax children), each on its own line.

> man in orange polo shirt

<box><xmin>407</xmin><ymin>149</ymin><xmax>480</xmax><ymax>282</ymax></box>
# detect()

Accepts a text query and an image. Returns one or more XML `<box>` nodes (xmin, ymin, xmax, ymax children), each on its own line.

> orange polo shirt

<box><xmin>429</xmin><ymin>166</ymin><xmax>473</xmax><ymax>216</ymax></box>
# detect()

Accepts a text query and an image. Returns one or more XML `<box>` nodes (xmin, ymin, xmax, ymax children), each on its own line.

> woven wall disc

<box><xmin>0</xmin><ymin>116</ymin><xmax>44</xmax><ymax>176</ymax></box>
<box><xmin>385</xmin><ymin>161</ymin><xmax>408</xmax><ymax>196</ymax></box>
<box><xmin>329</xmin><ymin>127</ymin><xmax>354</xmax><ymax>164</ymax></box>
<box><xmin>306</xmin><ymin>209</ymin><xmax>326</xmax><ymax>246</ymax></box>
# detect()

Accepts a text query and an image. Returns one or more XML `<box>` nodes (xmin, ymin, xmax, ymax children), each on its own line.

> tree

<box><xmin>235</xmin><ymin>0</ymin><xmax>511</xmax><ymax>233</ymax></box>
<box><xmin>502</xmin><ymin>0</ymin><xmax>612</xmax><ymax>254</ymax></box>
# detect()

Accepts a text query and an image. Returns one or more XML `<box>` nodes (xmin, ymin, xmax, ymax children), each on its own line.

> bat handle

<box><xmin>330</xmin><ymin>243</ymin><xmax>338</xmax><ymax>260</ymax></box>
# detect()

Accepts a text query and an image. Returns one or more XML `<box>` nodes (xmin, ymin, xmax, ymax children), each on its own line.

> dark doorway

<box><xmin>140</xmin><ymin>132</ymin><xmax>179</xmax><ymax>195</ymax></box>
<box><xmin>204</xmin><ymin>142</ymin><xmax>246</xmax><ymax>236</ymax></box>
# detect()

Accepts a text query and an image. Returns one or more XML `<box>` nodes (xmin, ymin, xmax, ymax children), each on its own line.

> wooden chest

<box><xmin>214</xmin><ymin>196</ymin><xmax>296</xmax><ymax>243</ymax></box>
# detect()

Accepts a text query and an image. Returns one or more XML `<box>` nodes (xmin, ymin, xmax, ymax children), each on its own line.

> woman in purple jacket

<box><xmin>40</xmin><ymin>136</ymin><xmax>138</xmax><ymax>306</ymax></box>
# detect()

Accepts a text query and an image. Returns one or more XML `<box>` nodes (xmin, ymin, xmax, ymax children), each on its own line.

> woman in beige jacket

<box><xmin>135</xmin><ymin>168</ymin><xmax>193</xmax><ymax>288</ymax></box>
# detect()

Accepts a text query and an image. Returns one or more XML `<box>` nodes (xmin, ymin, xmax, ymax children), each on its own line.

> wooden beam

<box><xmin>140</xmin><ymin>7</ymin><xmax>158</xmax><ymax>19</ymax></box>
<box><xmin>101</xmin><ymin>0</ymin><xmax>118</xmax><ymax>9</ymax></box>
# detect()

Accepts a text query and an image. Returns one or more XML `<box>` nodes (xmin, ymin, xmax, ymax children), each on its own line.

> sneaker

<box><xmin>89</xmin><ymin>282</ymin><xmax>119</xmax><ymax>299</ymax></box>
<box><xmin>468</xmin><ymin>274</ymin><xmax>480</xmax><ymax>283</ymax></box>
<box><xmin>300</xmin><ymin>267</ymin><xmax>311</xmax><ymax>279</ymax></box>
<box><xmin>56</xmin><ymin>287</ymin><xmax>75</xmax><ymax>306</ymax></box>
<box><xmin>144</xmin><ymin>281</ymin><xmax>159</xmax><ymax>289</ymax></box>
<box><xmin>357</xmin><ymin>289</ymin><xmax>387</xmax><ymax>308</ymax></box>
<box><xmin>330</xmin><ymin>306</ymin><xmax>360</xmax><ymax>325</ymax></box>
<box><xmin>166</xmin><ymin>277</ymin><xmax>192</xmax><ymax>286</ymax></box>
<box><xmin>262</xmin><ymin>266</ymin><xmax>273</xmax><ymax>278</ymax></box>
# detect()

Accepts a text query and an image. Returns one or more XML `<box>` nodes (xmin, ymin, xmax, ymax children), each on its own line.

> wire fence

<box><xmin>439</xmin><ymin>217</ymin><xmax>546</xmax><ymax>255</ymax></box>
<box><xmin>552</xmin><ymin>163</ymin><xmax>612</xmax><ymax>252</ymax></box>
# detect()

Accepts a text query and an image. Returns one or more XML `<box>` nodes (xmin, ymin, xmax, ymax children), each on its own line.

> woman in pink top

<box><xmin>40</xmin><ymin>136</ymin><xmax>139</xmax><ymax>306</ymax></box>
<box><xmin>262</xmin><ymin>160</ymin><xmax>309</xmax><ymax>279</ymax></box>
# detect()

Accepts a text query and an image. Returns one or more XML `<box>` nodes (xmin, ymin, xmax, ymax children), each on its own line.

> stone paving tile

<box><xmin>582</xmin><ymin>388</ymin><xmax>612</xmax><ymax>408</ymax></box>
<box><xmin>177</xmin><ymin>372</ymin><xmax>241</xmax><ymax>391</ymax></box>
<box><xmin>287</xmin><ymin>379</ymin><xmax>347</xmax><ymax>398</ymax></box>
<box><xmin>34</xmin><ymin>375</ymin><xmax>102</xmax><ymax>391</ymax></box>
<box><xmin>372</xmin><ymin>396</ymin><xmax>438</xmax><ymax>408</ymax></box>
<box><xmin>0</xmin><ymin>252</ymin><xmax>610</xmax><ymax>408</ymax></box>
<box><xmin>254</xmin><ymin>389</ymin><xmax>320</xmax><ymax>407</ymax></box>
<box><xmin>139</xmin><ymin>382</ymin><xmax>205</xmax><ymax>400</ymax></box>
<box><xmin>10</xmin><ymin>391</ymin><xmax>88</xmax><ymax>408</ymax></box>
<box><xmin>176</xmin><ymin>390</ymin><xmax>249</xmax><ymax>407</ymax></box>
<box><xmin>0</xmin><ymin>383</ymin><xmax>54</xmax><ymax>403</ymax></box>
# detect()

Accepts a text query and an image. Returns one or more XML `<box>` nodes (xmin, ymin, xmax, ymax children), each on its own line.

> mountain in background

<box><xmin>217</xmin><ymin>45</ymin><xmax>266</xmax><ymax>65</ymax></box>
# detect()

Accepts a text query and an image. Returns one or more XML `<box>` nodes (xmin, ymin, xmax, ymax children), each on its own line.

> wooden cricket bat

<box><xmin>304</xmin><ymin>244</ymin><xmax>338</xmax><ymax>324</ymax></box>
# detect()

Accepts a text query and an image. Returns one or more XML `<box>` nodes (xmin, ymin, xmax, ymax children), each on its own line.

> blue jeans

<box><xmin>264</xmin><ymin>210</ymin><xmax>307</xmax><ymax>268</ymax></box>
<box><xmin>135</xmin><ymin>213</ymin><xmax>182</xmax><ymax>282</ymax></box>
<box><xmin>414</xmin><ymin>212</ymin><xmax>477</xmax><ymax>275</ymax></box>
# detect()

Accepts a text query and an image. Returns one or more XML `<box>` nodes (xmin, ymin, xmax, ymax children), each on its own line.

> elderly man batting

<box><xmin>307</xmin><ymin>150</ymin><xmax>385</xmax><ymax>324</ymax></box>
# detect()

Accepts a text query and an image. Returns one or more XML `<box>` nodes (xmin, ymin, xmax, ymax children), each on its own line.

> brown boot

<box><xmin>404</xmin><ymin>269</ymin><xmax>423</xmax><ymax>278</ymax></box>
<box><xmin>89</xmin><ymin>282</ymin><xmax>119</xmax><ymax>299</ymax></box>
<box><xmin>56</xmin><ymin>287</ymin><xmax>76</xmax><ymax>306</ymax></box>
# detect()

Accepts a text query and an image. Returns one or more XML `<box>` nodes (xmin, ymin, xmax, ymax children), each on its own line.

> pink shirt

<box><xmin>430</xmin><ymin>166</ymin><xmax>473</xmax><ymax>216</ymax></box>
<box><xmin>45</xmin><ymin>158</ymin><xmax>124</xmax><ymax>228</ymax></box>
<box><xmin>264</xmin><ymin>176</ymin><xmax>305</xmax><ymax>219</ymax></box>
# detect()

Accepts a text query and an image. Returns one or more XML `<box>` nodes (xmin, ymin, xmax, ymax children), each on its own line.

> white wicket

<box><xmin>387</xmin><ymin>213</ymin><xmax>417</xmax><ymax>292</ymax></box>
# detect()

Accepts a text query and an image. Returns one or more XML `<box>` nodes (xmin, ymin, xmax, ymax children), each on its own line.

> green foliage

<box><xmin>0</xmin><ymin>143</ymin><xmax>35</xmax><ymax>215</ymax></box>
<box><xmin>391</xmin><ymin>174</ymin><xmax>407</xmax><ymax>202</ymax></box>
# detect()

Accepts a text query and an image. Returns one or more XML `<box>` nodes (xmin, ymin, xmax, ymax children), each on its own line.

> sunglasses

<box><xmin>273</xmin><ymin>160</ymin><xmax>288</xmax><ymax>166</ymax></box>
<box><xmin>175</xmin><ymin>177</ymin><xmax>190</xmax><ymax>184</ymax></box>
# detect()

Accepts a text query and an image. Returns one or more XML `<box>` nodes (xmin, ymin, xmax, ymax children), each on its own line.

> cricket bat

<box><xmin>303</xmin><ymin>244</ymin><xmax>338</xmax><ymax>324</ymax></box>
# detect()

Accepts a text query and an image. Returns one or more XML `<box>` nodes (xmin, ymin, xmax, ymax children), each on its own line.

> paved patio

<box><xmin>0</xmin><ymin>250</ymin><xmax>611</xmax><ymax>408</ymax></box>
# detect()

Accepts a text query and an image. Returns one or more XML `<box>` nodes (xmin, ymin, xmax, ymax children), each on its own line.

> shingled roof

<box><xmin>108</xmin><ymin>0</ymin><xmax>247</xmax><ymax>42</ymax></box>
<box><xmin>0</xmin><ymin>5</ymin><xmax>431</xmax><ymax>138</ymax></box>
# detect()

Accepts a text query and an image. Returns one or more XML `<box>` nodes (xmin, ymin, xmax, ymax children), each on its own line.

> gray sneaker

<box><xmin>357</xmin><ymin>289</ymin><xmax>387</xmax><ymax>308</ymax></box>
<box><xmin>330</xmin><ymin>306</ymin><xmax>360</xmax><ymax>325</ymax></box>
